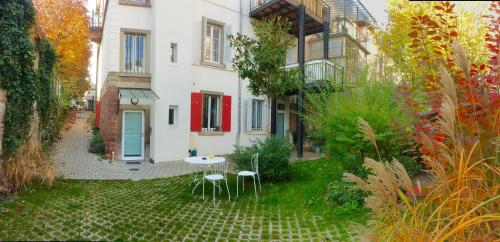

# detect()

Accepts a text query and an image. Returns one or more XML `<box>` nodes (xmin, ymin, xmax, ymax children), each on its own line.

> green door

<box><xmin>276</xmin><ymin>112</ymin><xmax>285</xmax><ymax>138</ymax></box>
<box><xmin>123</xmin><ymin>111</ymin><xmax>143</xmax><ymax>159</ymax></box>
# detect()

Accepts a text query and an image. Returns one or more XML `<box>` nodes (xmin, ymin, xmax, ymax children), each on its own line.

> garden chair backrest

<box><xmin>209</xmin><ymin>158</ymin><xmax>228</xmax><ymax>176</ymax></box>
<box><xmin>251</xmin><ymin>153</ymin><xmax>259</xmax><ymax>174</ymax></box>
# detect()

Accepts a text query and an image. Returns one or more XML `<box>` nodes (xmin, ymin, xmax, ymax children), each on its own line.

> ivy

<box><xmin>0</xmin><ymin>0</ymin><xmax>65</xmax><ymax>156</ymax></box>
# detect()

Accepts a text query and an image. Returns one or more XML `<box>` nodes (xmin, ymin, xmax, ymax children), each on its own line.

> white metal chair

<box><xmin>236</xmin><ymin>153</ymin><xmax>261</xmax><ymax>198</ymax></box>
<box><xmin>203</xmin><ymin>158</ymin><xmax>231</xmax><ymax>206</ymax></box>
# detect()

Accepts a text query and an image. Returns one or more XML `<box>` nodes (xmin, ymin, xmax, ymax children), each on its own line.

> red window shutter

<box><xmin>222</xmin><ymin>95</ymin><xmax>231</xmax><ymax>132</ymax></box>
<box><xmin>190</xmin><ymin>92</ymin><xmax>203</xmax><ymax>132</ymax></box>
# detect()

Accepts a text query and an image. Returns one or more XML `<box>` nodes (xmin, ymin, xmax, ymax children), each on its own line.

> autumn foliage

<box><xmin>345</xmin><ymin>1</ymin><xmax>499</xmax><ymax>241</ymax></box>
<box><xmin>33</xmin><ymin>0</ymin><xmax>91</xmax><ymax>97</ymax></box>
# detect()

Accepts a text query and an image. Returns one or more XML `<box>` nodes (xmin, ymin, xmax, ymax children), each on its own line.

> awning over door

<box><xmin>119</xmin><ymin>88</ymin><xmax>159</xmax><ymax>105</ymax></box>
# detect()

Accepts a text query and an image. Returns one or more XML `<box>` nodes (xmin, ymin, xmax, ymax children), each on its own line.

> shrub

<box><xmin>326</xmin><ymin>180</ymin><xmax>365</xmax><ymax>206</ymax></box>
<box><xmin>233</xmin><ymin>136</ymin><xmax>291</xmax><ymax>181</ymax></box>
<box><xmin>305</xmin><ymin>76</ymin><xmax>422</xmax><ymax>177</ymax></box>
<box><xmin>88</xmin><ymin>130</ymin><xmax>105</xmax><ymax>155</ymax></box>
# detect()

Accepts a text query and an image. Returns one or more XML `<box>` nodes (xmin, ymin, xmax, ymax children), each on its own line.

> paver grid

<box><xmin>53</xmin><ymin>111</ymin><xmax>199</xmax><ymax>180</ymax></box>
<box><xmin>23</xmin><ymin>111</ymin><xmax>363</xmax><ymax>241</ymax></box>
<box><xmin>0</xmin><ymin>177</ymin><xmax>359</xmax><ymax>241</ymax></box>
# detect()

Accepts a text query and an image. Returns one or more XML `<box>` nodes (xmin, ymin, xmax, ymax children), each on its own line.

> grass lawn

<box><xmin>0</xmin><ymin>159</ymin><xmax>368</xmax><ymax>241</ymax></box>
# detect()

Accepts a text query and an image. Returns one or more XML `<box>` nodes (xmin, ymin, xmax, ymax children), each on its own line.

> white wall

<box><xmin>97</xmin><ymin>0</ymin><xmax>282</xmax><ymax>162</ymax></box>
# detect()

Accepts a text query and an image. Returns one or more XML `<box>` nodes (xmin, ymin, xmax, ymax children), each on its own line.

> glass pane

<box><xmin>205</xmin><ymin>25</ymin><xmax>211</xmax><ymax>61</ymax></box>
<box><xmin>125</xmin><ymin>34</ymin><xmax>132</xmax><ymax>72</ymax></box>
<box><xmin>210</xmin><ymin>95</ymin><xmax>219</xmax><ymax>130</ymax></box>
<box><xmin>202</xmin><ymin>95</ymin><xmax>209</xmax><ymax>129</ymax></box>
<box><xmin>124</xmin><ymin>112</ymin><xmax>142</xmax><ymax>157</ymax></box>
<box><xmin>252</xmin><ymin>100</ymin><xmax>256</xmax><ymax>129</ymax></box>
<box><xmin>168</xmin><ymin>108</ymin><xmax>174</xmax><ymax>125</ymax></box>
<box><xmin>213</xmin><ymin>26</ymin><xmax>220</xmax><ymax>62</ymax></box>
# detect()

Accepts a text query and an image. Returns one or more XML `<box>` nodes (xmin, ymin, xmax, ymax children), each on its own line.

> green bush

<box><xmin>305</xmin><ymin>74</ymin><xmax>422</xmax><ymax>177</ymax></box>
<box><xmin>233</xmin><ymin>136</ymin><xmax>292</xmax><ymax>181</ymax></box>
<box><xmin>327</xmin><ymin>180</ymin><xmax>368</xmax><ymax>219</ymax></box>
<box><xmin>88</xmin><ymin>130</ymin><xmax>105</xmax><ymax>155</ymax></box>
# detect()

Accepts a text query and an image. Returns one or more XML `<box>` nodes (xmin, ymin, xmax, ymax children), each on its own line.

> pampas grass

<box><xmin>344</xmin><ymin>42</ymin><xmax>499</xmax><ymax>241</ymax></box>
<box><xmin>2</xmin><ymin>105</ymin><xmax>54</xmax><ymax>191</ymax></box>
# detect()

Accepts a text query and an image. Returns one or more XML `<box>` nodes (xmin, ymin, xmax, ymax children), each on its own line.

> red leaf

<box><xmin>409</xmin><ymin>31</ymin><xmax>419</xmax><ymax>38</ymax></box>
<box><xmin>450</xmin><ymin>31</ymin><xmax>458</xmax><ymax>37</ymax></box>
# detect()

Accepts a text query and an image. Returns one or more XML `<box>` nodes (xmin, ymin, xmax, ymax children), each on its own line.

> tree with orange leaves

<box><xmin>33</xmin><ymin>0</ymin><xmax>91</xmax><ymax>98</ymax></box>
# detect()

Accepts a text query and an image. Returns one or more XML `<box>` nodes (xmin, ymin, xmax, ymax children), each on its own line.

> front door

<box><xmin>276</xmin><ymin>112</ymin><xmax>285</xmax><ymax>138</ymax></box>
<box><xmin>122</xmin><ymin>111</ymin><xmax>144</xmax><ymax>160</ymax></box>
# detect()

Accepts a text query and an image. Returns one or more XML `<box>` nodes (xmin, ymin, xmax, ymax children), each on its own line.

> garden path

<box><xmin>53</xmin><ymin>111</ymin><xmax>197</xmax><ymax>180</ymax></box>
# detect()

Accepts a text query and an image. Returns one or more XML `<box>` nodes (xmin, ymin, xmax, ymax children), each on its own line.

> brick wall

<box><xmin>99</xmin><ymin>85</ymin><xmax>119</xmax><ymax>160</ymax></box>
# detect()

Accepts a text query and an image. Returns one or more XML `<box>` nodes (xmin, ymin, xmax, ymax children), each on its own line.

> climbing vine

<box><xmin>0</xmin><ymin>0</ymin><xmax>38</xmax><ymax>155</ymax></box>
<box><xmin>0</xmin><ymin>0</ymin><xmax>66</xmax><ymax>155</ymax></box>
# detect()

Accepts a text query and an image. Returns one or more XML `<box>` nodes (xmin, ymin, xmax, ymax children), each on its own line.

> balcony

<box><xmin>89</xmin><ymin>11</ymin><xmax>103</xmax><ymax>43</ymax></box>
<box><xmin>250</xmin><ymin>0</ymin><xmax>329</xmax><ymax>36</ymax></box>
<box><xmin>285</xmin><ymin>59</ymin><xmax>344</xmax><ymax>88</ymax></box>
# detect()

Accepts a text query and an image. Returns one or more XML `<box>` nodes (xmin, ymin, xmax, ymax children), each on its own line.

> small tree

<box><xmin>229</xmin><ymin>16</ymin><xmax>299</xmax><ymax>134</ymax></box>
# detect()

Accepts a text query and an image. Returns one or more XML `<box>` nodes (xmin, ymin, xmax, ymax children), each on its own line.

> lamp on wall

<box><xmin>130</xmin><ymin>97</ymin><xmax>139</xmax><ymax>105</ymax></box>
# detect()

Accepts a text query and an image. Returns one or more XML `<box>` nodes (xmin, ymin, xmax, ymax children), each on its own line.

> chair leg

<box><xmin>202</xmin><ymin>179</ymin><xmax>205</xmax><ymax>200</ymax></box>
<box><xmin>257</xmin><ymin>174</ymin><xmax>262</xmax><ymax>192</ymax></box>
<box><xmin>213</xmin><ymin>181</ymin><xmax>216</xmax><ymax>207</ymax></box>
<box><xmin>236</xmin><ymin>175</ymin><xmax>239</xmax><ymax>198</ymax></box>
<box><xmin>225</xmin><ymin>179</ymin><xmax>231</xmax><ymax>202</ymax></box>
<box><xmin>252</xmin><ymin>175</ymin><xmax>257</xmax><ymax>198</ymax></box>
<box><xmin>218</xmin><ymin>180</ymin><xmax>221</xmax><ymax>194</ymax></box>
<box><xmin>242</xmin><ymin>176</ymin><xmax>245</xmax><ymax>191</ymax></box>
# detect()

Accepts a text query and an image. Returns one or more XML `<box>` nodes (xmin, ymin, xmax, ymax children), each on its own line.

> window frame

<box><xmin>251</xmin><ymin>99</ymin><xmax>264</xmax><ymax>131</ymax></box>
<box><xmin>120</xmin><ymin>29</ymin><xmax>151</xmax><ymax>75</ymax></box>
<box><xmin>168</xmin><ymin>105</ymin><xmax>178</xmax><ymax>126</ymax></box>
<box><xmin>201</xmin><ymin>92</ymin><xmax>223</xmax><ymax>132</ymax></box>
<box><xmin>201</xmin><ymin>17</ymin><xmax>225</xmax><ymax>68</ymax></box>
<box><xmin>170</xmin><ymin>42</ymin><xmax>178</xmax><ymax>64</ymax></box>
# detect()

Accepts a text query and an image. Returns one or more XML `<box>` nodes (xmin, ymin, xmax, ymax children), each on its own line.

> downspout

<box><xmin>236</xmin><ymin>0</ymin><xmax>243</xmax><ymax>146</ymax></box>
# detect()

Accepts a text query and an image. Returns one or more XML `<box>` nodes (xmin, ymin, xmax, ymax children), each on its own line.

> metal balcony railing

<box><xmin>285</xmin><ymin>59</ymin><xmax>344</xmax><ymax>86</ymax></box>
<box><xmin>251</xmin><ymin>0</ymin><xmax>326</xmax><ymax>21</ymax></box>
<box><xmin>331</xmin><ymin>17</ymin><xmax>368</xmax><ymax>46</ymax></box>
<box><xmin>89</xmin><ymin>11</ymin><xmax>103</xmax><ymax>29</ymax></box>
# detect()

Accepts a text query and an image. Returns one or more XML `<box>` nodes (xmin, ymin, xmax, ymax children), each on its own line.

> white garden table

<box><xmin>184</xmin><ymin>156</ymin><xmax>225</xmax><ymax>194</ymax></box>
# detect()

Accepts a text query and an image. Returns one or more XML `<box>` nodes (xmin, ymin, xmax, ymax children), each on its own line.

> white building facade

<box><xmin>94</xmin><ymin>0</ymin><xmax>275</xmax><ymax>162</ymax></box>
<box><xmin>91</xmin><ymin>0</ymin><xmax>361</xmax><ymax>162</ymax></box>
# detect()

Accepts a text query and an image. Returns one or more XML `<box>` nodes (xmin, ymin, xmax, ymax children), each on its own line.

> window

<box><xmin>202</xmin><ymin>94</ymin><xmax>221</xmax><ymax>131</ymax></box>
<box><xmin>170</xmin><ymin>43</ymin><xmax>177</xmax><ymax>63</ymax></box>
<box><xmin>202</xmin><ymin>18</ymin><xmax>224</xmax><ymax>67</ymax></box>
<box><xmin>124</xmin><ymin>33</ymin><xmax>146</xmax><ymax>74</ymax></box>
<box><xmin>168</xmin><ymin>105</ymin><xmax>178</xmax><ymax>125</ymax></box>
<box><xmin>251</xmin><ymin>100</ymin><xmax>264</xmax><ymax>131</ymax></box>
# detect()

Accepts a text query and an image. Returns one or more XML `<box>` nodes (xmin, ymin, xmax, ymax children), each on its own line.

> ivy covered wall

<box><xmin>0</xmin><ymin>0</ymin><xmax>66</xmax><ymax>157</ymax></box>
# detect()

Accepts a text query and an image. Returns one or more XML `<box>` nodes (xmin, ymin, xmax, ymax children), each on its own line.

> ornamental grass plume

<box><xmin>344</xmin><ymin>42</ymin><xmax>499</xmax><ymax>241</ymax></box>
<box><xmin>3</xmin><ymin>105</ymin><xmax>55</xmax><ymax>191</ymax></box>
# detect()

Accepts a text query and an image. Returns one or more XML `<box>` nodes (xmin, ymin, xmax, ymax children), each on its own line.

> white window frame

<box><xmin>202</xmin><ymin>93</ymin><xmax>222</xmax><ymax>132</ymax></box>
<box><xmin>205</xmin><ymin>24</ymin><xmax>221</xmax><ymax>63</ymax></box>
<box><xmin>121</xmin><ymin>29</ymin><xmax>149</xmax><ymax>74</ymax></box>
<box><xmin>201</xmin><ymin>17</ymin><xmax>225</xmax><ymax>68</ymax></box>
<box><xmin>168</xmin><ymin>105</ymin><xmax>178</xmax><ymax>126</ymax></box>
<box><xmin>170</xmin><ymin>42</ymin><xmax>178</xmax><ymax>63</ymax></box>
<box><xmin>251</xmin><ymin>99</ymin><xmax>264</xmax><ymax>131</ymax></box>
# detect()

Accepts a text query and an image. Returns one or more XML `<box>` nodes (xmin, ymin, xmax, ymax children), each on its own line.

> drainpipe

<box><xmin>236</xmin><ymin>0</ymin><xmax>243</xmax><ymax>146</ymax></box>
<box><xmin>296</xmin><ymin>4</ymin><xmax>305</xmax><ymax>158</ymax></box>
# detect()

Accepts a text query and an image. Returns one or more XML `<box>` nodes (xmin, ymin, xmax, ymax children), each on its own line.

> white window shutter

<box><xmin>224</xmin><ymin>23</ymin><xmax>232</xmax><ymax>64</ymax></box>
<box><xmin>262</xmin><ymin>99</ymin><xmax>268</xmax><ymax>132</ymax></box>
<box><xmin>201</xmin><ymin>17</ymin><xmax>207</xmax><ymax>62</ymax></box>
<box><xmin>246</xmin><ymin>99</ymin><xmax>253</xmax><ymax>132</ymax></box>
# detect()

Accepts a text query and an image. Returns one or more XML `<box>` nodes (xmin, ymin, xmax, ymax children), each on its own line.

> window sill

<box><xmin>119</xmin><ymin>0</ymin><xmax>151</xmax><ymax>7</ymax></box>
<box><xmin>198</xmin><ymin>131</ymin><xmax>224</xmax><ymax>136</ymax></box>
<box><xmin>247</xmin><ymin>131</ymin><xmax>268</xmax><ymax>135</ymax></box>
<box><xmin>200</xmin><ymin>61</ymin><xmax>225</xmax><ymax>69</ymax></box>
<box><xmin>118</xmin><ymin>72</ymin><xmax>151</xmax><ymax>77</ymax></box>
